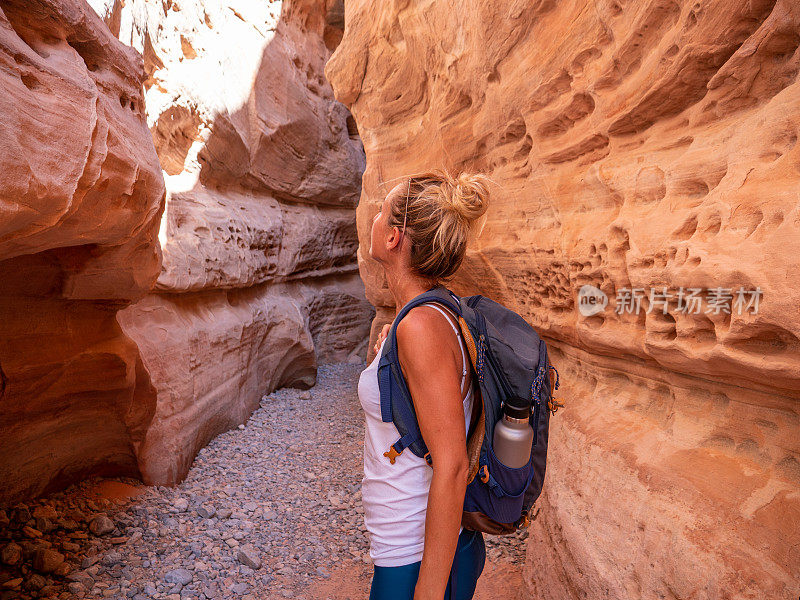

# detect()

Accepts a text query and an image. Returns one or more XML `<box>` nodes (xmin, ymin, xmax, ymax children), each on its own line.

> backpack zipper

<box><xmin>480</xmin><ymin>333</ymin><xmax>515</xmax><ymax>403</ymax></box>
<box><xmin>474</xmin><ymin>302</ymin><xmax>535</xmax><ymax>412</ymax></box>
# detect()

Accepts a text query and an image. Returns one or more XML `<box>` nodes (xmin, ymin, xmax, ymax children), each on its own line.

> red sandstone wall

<box><xmin>0</xmin><ymin>0</ymin><xmax>165</xmax><ymax>502</ymax></box>
<box><xmin>325</xmin><ymin>0</ymin><xmax>800</xmax><ymax>597</ymax></box>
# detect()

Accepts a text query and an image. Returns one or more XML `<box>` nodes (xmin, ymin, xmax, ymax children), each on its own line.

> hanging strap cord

<box><xmin>547</xmin><ymin>364</ymin><xmax>564</xmax><ymax>414</ymax></box>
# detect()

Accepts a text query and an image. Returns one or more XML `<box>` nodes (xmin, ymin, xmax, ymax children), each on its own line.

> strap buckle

<box><xmin>383</xmin><ymin>444</ymin><xmax>402</xmax><ymax>465</ymax></box>
<box><xmin>515</xmin><ymin>507</ymin><xmax>539</xmax><ymax>529</ymax></box>
<box><xmin>548</xmin><ymin>397</ymin><xmax>565</xmax><ymax>414</ymax></box>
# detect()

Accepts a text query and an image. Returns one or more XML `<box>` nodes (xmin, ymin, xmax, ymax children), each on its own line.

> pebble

<box><xmin>26</xmin><ymin>574</ymin><xmax>47</xmax><ymax>590</ymax></box>
<box><xmin>89</xmin><ymin>514</ymin><xmax>115</xmax><ymax>536</ymax></box>
<box><xmin>0</xmin><ymin>543</ymin><xmax>22</xmax><ymax>566</ymax></box>
<box><xmin>1</xmin><ymin>578</ymin><xmax>22</xmax><ymax>590</ymax></box>
<box><xmin>67</xmin><ymin>581</ymin><xmax>86</xmax><ymax>595</ymax></box>
<box><xmin>230</xmin><ymin>582</ymin><xmax>249</xmax><ymax>594</ymax></box>
<box><xmin>31</xmin><ymin>548</ymin><xmax>64</xmax><ymax>573</ymax></box>
<box><xmin>236</xmin><ymin>547</ymin><xmax>261</xmax><ymax>570</ymax></box>
<box><xmin>34</xmin><ymin>517</ymin><xmax>54</xmax><ymax>533</ymax></box>
<box><xmin>101</xmin><ymin>551</ymin><xmax>121</xmax><ymax>566</ymax></box>
<box><xmin>163</xmin><ymin>569</ymin><xmax>193</xmax><ymax>585</ymax></box>
<box><xmin>21</xmin><ymin>526</ymin><xmax>42</xmax><ymax>539</ymax></box>
<box><xmin>316</xmin><ymin>566</ymin><xmax>330</xmax><ymax>579</ymax></box>
<box><xmin>12</xmin><ymin>506</ymin><xmax>31</xmax><ymax>524</ymax></box>
<box><xmin>32</xmin><ymin>506</ymin><xmax>58</xmax><ymax>520</ymax></box>
<box><xmin>81</xmin><ymin>554</ymin><xmax>101</xmax><ymax>569</ymax></box>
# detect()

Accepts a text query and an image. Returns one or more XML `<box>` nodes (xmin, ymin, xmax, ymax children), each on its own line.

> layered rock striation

<box><xmin>0</xmin><ymin>0</ymin><xmax>165</xmax><ymax>502</ymax></box>
<box><xmin>91</xmin><ymin>0</ymin><xmax>372</xmax><ymax>485</ymax></box>
<box><xmin>326</xmin><ymin>0</ymin><xmax>800</xmax><ymax>597</ymax></box>
<box><xmin>1</xmin><ymin>0</ymin><xmax>371</xmax><ymax>502</ymax></box>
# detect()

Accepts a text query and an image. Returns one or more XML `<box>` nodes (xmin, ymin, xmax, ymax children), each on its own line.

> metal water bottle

<box><xmin>492</xmin><ymin>403</ymin><xmax>534</xmax><ymax>468</ymax></box>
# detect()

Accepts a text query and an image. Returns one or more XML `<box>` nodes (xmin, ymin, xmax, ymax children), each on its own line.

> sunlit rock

<box><xmin>326</xmin><ymin>0</ymin><xmax>800</xmax><ymax>597</ymax></box>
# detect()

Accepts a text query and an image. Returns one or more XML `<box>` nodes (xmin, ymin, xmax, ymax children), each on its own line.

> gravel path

<box><xmin>0</xmin><ymin>362</ymin><xmax>531</xmax><ymax>600</ymax></box>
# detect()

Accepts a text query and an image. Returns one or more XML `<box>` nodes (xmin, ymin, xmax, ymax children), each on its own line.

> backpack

<box><xmin>376</xmin><ymin>284</ymin><xmax>562</xmax><ymax>534</ymax></box>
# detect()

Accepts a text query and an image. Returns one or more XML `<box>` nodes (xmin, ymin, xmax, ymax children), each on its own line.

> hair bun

<box><xmin>448</xmin><ymin>172</ymin><xmax>491</xmax><ymax>239</ymax></box>
<box><xmin>390</xmin><ymin>168</ymin><xmax>493</xmax><ymax>281</ymax></box>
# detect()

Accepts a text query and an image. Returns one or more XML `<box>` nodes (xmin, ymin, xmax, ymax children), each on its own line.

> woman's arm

<box><xmin>396</xmin><ymin>310</ymin><xmax>469</xmax><ymax>600</ymax></box>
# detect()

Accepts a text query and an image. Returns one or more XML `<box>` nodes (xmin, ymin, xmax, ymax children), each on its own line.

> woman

<box><xmin>357</xmin><ymin>170</ymin><xmax>492</xmax><ymax>600</ymax></box>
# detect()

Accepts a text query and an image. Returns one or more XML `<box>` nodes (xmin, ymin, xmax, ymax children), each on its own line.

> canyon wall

<box><xmin>326</xmin><ymin>0</ymin><xmax>800</xmax><ymax>598</ymax></box>
<box><xmin>1</xmin><ymin>0</ymin><xmax>371</xmax><ymax>503</ymax></box>
<box><xmin>89</xmin><ymin>0</ymin><xmax>372</xmax><ymax>486</ymax></box>
<box><xmin>0</xmin><ymin>0</ymin><xmax>165</xmax><ymax>501</ymax></box>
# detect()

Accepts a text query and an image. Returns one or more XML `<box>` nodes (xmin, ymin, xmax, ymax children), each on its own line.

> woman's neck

<box><xmin>383</xmin><ymin>265</ymin><xmax>438</xmax><ymax>316</ymax></box>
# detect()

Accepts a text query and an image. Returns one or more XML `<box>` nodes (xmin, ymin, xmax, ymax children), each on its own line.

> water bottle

<box><xmin>492</xmin><ymin>402</ymin><xmax>534</xmax><ymax>468</ymax></box>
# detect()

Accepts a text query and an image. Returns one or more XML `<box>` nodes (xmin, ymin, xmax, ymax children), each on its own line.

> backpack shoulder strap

<box><xmin>418</xmin><ymin>303</ymin><xmax>469</xmax><ymax>392</ymax></box>
<box><xmin>376</xmin><ymin>285</ymin><xmax>464</xmax><ymax>463</ymax></box>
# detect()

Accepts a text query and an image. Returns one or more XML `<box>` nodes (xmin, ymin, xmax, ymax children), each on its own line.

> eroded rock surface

<box><xmin>89</xmin><ymin>0</ymin><xmax>372</xmax><ymax>485</ymax></box>
<box><xmin>326</xmin><ymin>0</ymin><xmax>800</xmax><ymax>597</ymax></box>
<box><xmin>0</xmin><ymin>0</ymin><xmax>165</xmax><ymax>503</ymax></box>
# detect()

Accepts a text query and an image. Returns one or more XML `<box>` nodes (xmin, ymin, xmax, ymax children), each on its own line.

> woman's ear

<box><xmin>385</xmin><ymin>224</ymin><xmax>403</xmax><ymax>252</ymax></box>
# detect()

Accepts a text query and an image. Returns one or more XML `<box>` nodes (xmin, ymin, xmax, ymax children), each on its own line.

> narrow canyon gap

<box><xmin>91</xmin><ymin>0</ymin><xmax>371</xmax><ymax>487</ymax></box>
<box><xmin>0</xmin><ymin>0</ymin><xmax>371</xmax><ymax>501</ymax></box>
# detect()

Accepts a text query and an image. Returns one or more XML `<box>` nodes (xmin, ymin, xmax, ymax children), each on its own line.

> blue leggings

<box><xmin>368</xmin><ymin>529</ymin><xmax>486</xmax><ymax>600</ymax></box>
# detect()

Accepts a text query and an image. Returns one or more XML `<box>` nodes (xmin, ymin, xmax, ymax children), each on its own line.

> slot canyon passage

<box><xmin>0</xmin><ymin>0</ymin><xmax>798</xmax><ymax>599</ymax></box>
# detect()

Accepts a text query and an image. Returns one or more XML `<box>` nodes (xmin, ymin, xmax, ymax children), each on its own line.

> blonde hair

<box><xmin>388</xmin><ymin>169</ymin><xmax>492</xmax><ymax>281</ymax></box>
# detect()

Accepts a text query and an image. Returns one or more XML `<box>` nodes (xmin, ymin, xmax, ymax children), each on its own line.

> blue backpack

<box><xmin>377</xmin><ymin>284</ymin><xmax>562</xmax><ymax>534</ymax></box>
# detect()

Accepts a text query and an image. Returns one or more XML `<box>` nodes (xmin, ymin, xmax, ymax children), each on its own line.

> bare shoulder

<box><xmin>396</xmin><ymin>305</ymin><xmax>457</xmax><ymax>367</ymax></box>
<box><xmin>396</xmin><ymin>305</ymin><xmax>453</xmax><ymax>344</ymax></box>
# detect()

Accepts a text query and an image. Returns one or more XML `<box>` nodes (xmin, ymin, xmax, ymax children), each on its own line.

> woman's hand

<box><xmin>373</xmin><ymin>323</ymin><xmax>391</xmax><ymax>355</ymax></box>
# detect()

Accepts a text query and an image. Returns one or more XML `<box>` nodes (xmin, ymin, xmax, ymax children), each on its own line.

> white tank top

<box><xmin>358</xmin><ymin>302</ymin><xmax>474</xmax><ymax>567</ymax></box>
